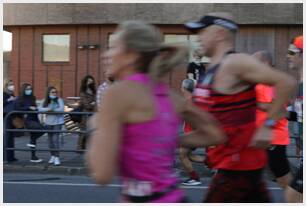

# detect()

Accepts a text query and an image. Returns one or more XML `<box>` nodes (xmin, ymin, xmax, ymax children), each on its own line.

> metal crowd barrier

<box><xmin>4</xmin><ymin>111</ymin><xmax>303</xmax><ymax>160</ymax></box>
<box><xmin>3</xmin><ymin>110</ymin><xmax>94</xmax><ymax>157</ymax></box>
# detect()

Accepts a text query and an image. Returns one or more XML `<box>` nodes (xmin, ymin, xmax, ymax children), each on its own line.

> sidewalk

<box><xmin>4</xmin><ymin>133</ymin><xmax>88</xmax><ymax>175</ymax></box>
<box><xmin>4</xmin><ymin>132</ymin><xmax>301</xmax><ymax>177</ymax></box>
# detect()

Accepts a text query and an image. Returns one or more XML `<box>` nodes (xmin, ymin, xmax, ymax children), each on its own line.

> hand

<box><xmin>29</xmin><ymin>106</ymin><xmax>37</xmax><ymax>110</ymax></box>
<box><xmin>8</xmin><ymin>96</ymin><xmax>16</xmax><ymax>102</ymax></box>
<box><xmin>249</xmin><ymin>126</ymin><xmax>272</xmax><ymax>149</ymax></box>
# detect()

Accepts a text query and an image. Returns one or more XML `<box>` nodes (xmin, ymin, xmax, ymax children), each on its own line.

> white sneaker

<box><xmin>181</xmin><ymin>178</ymin><xmax>202</xmax><ymax>186</ymax></box>
<box><xmin>27</xmin><ymin>143</ymin><xmax>36</xmax><ymax>148</ymax></box>
<box><xmin>54</xmin><ymin>157</ymin><xmax>61</xmax><ymax>166</ymax></box>
<box><xmin>30</xmin><ymin>156</ymin><xmax>43</xmax><ymax>163</ymax></box>
<box><xmin>48</xmin><ymin>156</ymin><xmax>55</xmax><ymax>164</ymax></box>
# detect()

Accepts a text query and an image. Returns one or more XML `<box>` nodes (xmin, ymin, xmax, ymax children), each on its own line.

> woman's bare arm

<box><xmin>86</xmin><ymin>84</ymin><xmax>128</xmax><ymax>184</ymax></box>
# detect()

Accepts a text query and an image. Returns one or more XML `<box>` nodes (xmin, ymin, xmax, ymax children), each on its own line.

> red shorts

<box><xmin>204</xmin><ymin>169</ymin><xmax>271</xmax><ymax>203</ymax></box>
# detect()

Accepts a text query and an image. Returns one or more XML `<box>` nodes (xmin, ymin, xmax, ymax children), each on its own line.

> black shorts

<box><xmin>204</xmin><ymin>169</ymin><xmax>271</xmax><ymax>203</ymax></box>
<box><xmin>290</xmin><ymin>165</ymin><xmax>303</xmax><ymax>193</ymax></box>
<box><xmin>267</xmin><ymin>145</ymin><xmax>291</xmax><ymax>178</ymax></box>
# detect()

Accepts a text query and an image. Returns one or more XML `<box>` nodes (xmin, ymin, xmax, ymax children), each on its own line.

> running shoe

<box><xmin>30</xmin><ymin>156</ymin><xmax>43</xmax><ymax>163</ymax></box>
<box><xmin>181</xmin><ymin>178</ymin><xmax>201</xmax><ymax>186</ymax></box>
<box><xmin>27</xmin><ymin>143</ymin><xmax>36</xmax><ymax>148</ymax></box>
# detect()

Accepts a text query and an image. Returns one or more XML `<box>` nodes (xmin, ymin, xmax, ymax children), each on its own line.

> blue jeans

<box><xmin>47</xmin><ymin>124</ymin><xmax>62</xmax><ymax>157</ymax></box>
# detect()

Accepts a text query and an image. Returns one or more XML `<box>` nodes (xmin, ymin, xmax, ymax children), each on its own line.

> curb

<box><xmin>3</xmin><ymin>164</ymin><xmax>89</xmax><ymax>176</ymax></box>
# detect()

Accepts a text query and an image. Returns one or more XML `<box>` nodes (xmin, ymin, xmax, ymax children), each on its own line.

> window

<box><xmin>43</xmin><ymin>34</ymin><xmax>70</xmax><ymax>62</ymax></box>
<box><xmin>164</xmin><ymin>34</ymin><xmax>210</xmax><ymax>63</ymax></box>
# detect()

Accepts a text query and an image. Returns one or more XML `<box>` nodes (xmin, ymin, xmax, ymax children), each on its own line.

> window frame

<box><xmin>41</xmin><ymin>33</ymin><xmax>71</xmax><ymax>64</ymax></box>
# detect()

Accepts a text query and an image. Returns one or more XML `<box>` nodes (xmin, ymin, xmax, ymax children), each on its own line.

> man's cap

<box><xmin>185</xmin><ymin>15</ymin><xmax>238</xmax><ymax>32</ymax></box>
<box><xmin>289</xmin><ymin>35</ymin><xmax>303</xmax><ymax>53</ymax></box>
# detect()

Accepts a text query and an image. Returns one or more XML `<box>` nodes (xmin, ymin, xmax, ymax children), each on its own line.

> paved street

<box><xmin>3</xmin><ymin>131</ymin><xmax>301</xmax><ymax>203</ymax></box>
<box><xmin>4</xmin><ymin>173</ymin><xmax>285</xmax><ymax>203</ymax></box>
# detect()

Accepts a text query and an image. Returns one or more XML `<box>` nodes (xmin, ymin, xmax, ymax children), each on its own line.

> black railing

<box><xmin>3</xmin><ymin>110</ymin><xmax>94</xmax><ymax>159</ymax></box>
<box><xmin>4</xmin><ymin>111</ymin><xmax>303</xmax><ymax>161</ymax></box>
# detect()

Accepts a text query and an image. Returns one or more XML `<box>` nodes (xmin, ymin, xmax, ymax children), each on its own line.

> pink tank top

<box><xmin>119</xmin><ymin>73</ymin><xmax>184</xmax><ymax>203</ymax></box>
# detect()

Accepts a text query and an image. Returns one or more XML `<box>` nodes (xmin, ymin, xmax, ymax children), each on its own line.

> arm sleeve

<box><xmin>38</xmin><ymin>100</ymin><xmax>51</xmax><ymax>112</ymax></box>
<box><xmin>80</xmin><ymin>93</ymin><xmax>95</xmax><ymax>111</ymax></box>
<box><xmin>53</xmin><ymin>98</ymin><xmax>65</xmax><ymax>112</ymax></box>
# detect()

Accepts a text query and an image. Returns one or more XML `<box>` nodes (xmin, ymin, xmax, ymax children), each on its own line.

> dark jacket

<box><xmin>14</xmin><ymin>95</ymin><xmax>39</xmax><ymax>122</ymax></box>
<box><xmin>80</xmin><ymin>92</ymin><xmax>96</xmax><ymax>112</ymax></box>
<box><xmin>3</xmin><ymin>92</ymin><xmax>15</xmax><ymax>117</ymax></box>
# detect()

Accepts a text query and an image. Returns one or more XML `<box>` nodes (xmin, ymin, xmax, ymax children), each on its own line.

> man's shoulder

<box><xmin>221</xmin><ymin>53</ymin><xmax>255</xmax><ymax>72</ymax></box>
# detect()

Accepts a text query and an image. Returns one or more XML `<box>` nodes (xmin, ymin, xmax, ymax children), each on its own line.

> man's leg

<box><xmin>267</xmin><ymin>145</ymin><xmax>292</xmax><ymax>188</ymax></box>
<box><xmin>285</xmin><ymin>165</ymin><xmax>303</xmax><ymax>203</ymax></box>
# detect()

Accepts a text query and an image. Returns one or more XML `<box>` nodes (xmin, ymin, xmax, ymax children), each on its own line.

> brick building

<box><xmin>3</xmin><ymin>3</ymin><xmax>302</xmax><ymax>99</ymax></box>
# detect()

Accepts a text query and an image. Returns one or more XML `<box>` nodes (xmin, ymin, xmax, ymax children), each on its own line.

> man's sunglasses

<box><xmin>287</xmin><ymin>50</ymin><xmax>300</xmax><ymax>56</ymax></box>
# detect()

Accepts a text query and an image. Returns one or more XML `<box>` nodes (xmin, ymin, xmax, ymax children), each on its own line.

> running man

<box><xmin>285</xmin><ymin>35</ymin><xmax>303</xmax><ymax>203</ymax></box>
<box><xmin>185</xmin><ymin>12</ymin><xmax>297</xmax><ymax>202</ymax></box>
<box><xmin>253</xmin><ymin>50</ymin><xmax>292</xmax><ymax>189</ymax></box>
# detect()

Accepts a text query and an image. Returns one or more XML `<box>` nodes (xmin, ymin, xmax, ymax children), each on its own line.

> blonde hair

<box><xmin>116</xmin><ymin>20</ymin><xmax>189</xmax><ymax>80</ymax></box>
<box><xmin>3</xmin><ymin>78</ymin><xmax>13</xmax><ymax>91</ymax></box>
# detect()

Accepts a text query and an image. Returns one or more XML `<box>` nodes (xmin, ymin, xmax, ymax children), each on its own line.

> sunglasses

<box><xmin>50</xmin><ymin>91</ymin><xmax>57</xmax><ymax>94</ymax></box>
<box><xmin>288</xmin><ymin>50</ymin><xmax>301</xmax><ymax>56</ymax></box>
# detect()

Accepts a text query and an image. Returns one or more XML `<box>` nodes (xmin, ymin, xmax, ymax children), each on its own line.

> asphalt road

<box><xmin>4</xmin><ymin>173</ymin><xmax>285</xmax><ymax>203</ymax></box>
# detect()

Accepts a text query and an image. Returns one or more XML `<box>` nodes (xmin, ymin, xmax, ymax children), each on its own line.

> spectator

<box><xmin>3</xmin><ymin>79</ymin><xmax>18</xmax><ymax>162</ymax></box>
<box><xmin>15</xmin><ymin>83</ymin><xmax>44</xmax><ymax>163</ymax></box>
<box><xmin>96</xmin><ymin>76</ymin><xmax>114</xmax><ymax>110</ymax></box>
<box><xmin>77</xmin><ymin>75</ymin><xmax>96</xmax><ymax>151</ymax></box>
<box><xmin>187</xmin><ymin>49</ymin><xmax>206</xmax><ymax>84</ymax></box>
<box><xmin>39</xmin><ymin>86</ymin><xmax>65</xmax><ymax>166</ymax></box>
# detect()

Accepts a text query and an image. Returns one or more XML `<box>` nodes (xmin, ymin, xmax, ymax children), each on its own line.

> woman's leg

<box><xmin>53</xmin><ymin>125</ymin><xmax>61</xmax><ymax>157</ymax></box>
<box><xmin>48</xmin><ymin>125</ymin><xmax>56</xmax><ymax>156</ymax></box>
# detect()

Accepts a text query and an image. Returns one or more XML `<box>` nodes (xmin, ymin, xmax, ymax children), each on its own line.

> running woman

<box><xmin>87</xmin><ymin>20</ymin><xmax>225</xmax><ymax>203</ymax></box>
<box><xmin>185</xmin><ymin>12</ymin><xmax>297</xmax><ymax>202</ymax></box>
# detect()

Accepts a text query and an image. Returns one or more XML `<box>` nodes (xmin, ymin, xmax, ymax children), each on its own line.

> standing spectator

<box><xmin>187</xmin><ymin>49</ymin><xmax>206</xmax><ymax>84</ymax></box>
<box><xmin>96</xmin><ymin>76</ymin><xmax>114</xmax><ymax>110</ymax></box>
<box><xmin>77</xmin><ymin>75</ymin><xmax>96</xmax><ymax>151</ymax></box>
<box><xmin>39</xmin><ymin>86</ymin><xmax>65</xmax><ymax>166</ymax></box>
<box><xmin>285</xmin><ymin>35</ymin><xmax>303</xmax><ymax>203</ymax></box>
<box><xmin>3</xmin><ymin>79</ymin><xmax>18</xmax><ymax>162</ymax></box>
<box><xmin>253</xmin><ymin>50</ymin><xmax>292</xmax><ymax>189</ymax></box>
<box><xmin>15</xmin><ymin>83</ymin><xmax>43</xmax><ymax>163</ymax></box>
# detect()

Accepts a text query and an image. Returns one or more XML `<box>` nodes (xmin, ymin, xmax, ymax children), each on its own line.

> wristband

<box><xmin>264</xmin><ymin>118</ymin><xmax>276</xmax><ymax>128</ymax></box>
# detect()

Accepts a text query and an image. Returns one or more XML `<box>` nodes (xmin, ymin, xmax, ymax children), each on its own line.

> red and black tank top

<box><xmin>193</xmin><ymin>51</ymin><xmax>267</xmax><ymax>170</ymax></box>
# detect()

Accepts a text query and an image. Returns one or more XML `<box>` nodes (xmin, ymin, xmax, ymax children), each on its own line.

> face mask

<box><xmin>7</xmin><ymin>85</ymin><xmax>15</xmax><ymax>92</ymax></box>
<box><xmin>49</xmin><ymin>95</ymin><xmax>57</xmax><ymax>99</ymax></box>
<box><xmin>25</xmin><ymin>90</ymin><xmax>32</xmax><ymax>96</ymax></box>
